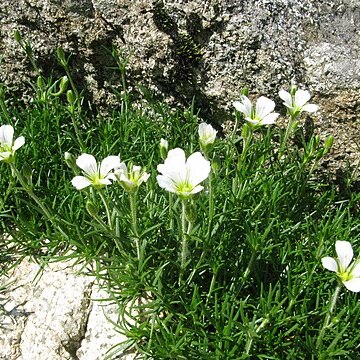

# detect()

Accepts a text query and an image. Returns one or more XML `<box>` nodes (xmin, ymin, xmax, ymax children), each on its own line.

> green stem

<box><xmin>244</xmin><ymin>317</ymin><xmax>270</xmax><ymax>355</ymax></box>
<box><xmin>129</xmin><ymin>192</ymin><xmax>140</xmax><ymax>260</ymax></box>
<box><xmin>168</xmin><ymin>192</ymin><xmax>174</xmax><ymax>230</ymax></box>
<box><xmin>70</xmin><ymin>113</ymin><xmax>86</xmax><ymax>152</ymax></box>
<box><xmin>279</xmin><ymin>114</ymin><xmax>297</xmax><ymax>158</ymax></box>
<box><xmin>10</xmin><ymin>164</ymin><xmax>68</xmax><ymax>240</ymax></box>
<box><xmin>98</xmin><ymin>189</ymin><xmax>113</xmax><ymax>231</ymax></box>
<box><xmin>180</xmin><ymin>199</ymin><xmax>188</xmax><ymax>270</ymax></box>
<box><xmin>316</xmin><ymin>284</ymin><xmax>342</xmax><ymax>352</ymax></box>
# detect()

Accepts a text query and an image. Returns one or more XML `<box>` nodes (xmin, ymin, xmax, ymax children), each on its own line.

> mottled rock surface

<box><xmin>0</xmin><ymin>0</ymin><xmax>359</xmax><ymax>169</ymax></box>
<box><xmin>0</xmin><ymin>259</ymin><xmax>135</xmax><ymax>360</ymax></box>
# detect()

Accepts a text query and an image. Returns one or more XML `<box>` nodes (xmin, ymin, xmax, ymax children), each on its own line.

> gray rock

<box><xmin>0</xmin><ymin>0</ymin><xmax>359</xmax><ymax>168</ymax></box>
<box><xmin>0</xmin><ymin>259</ymin><xmax>134</xmax><ymax>360</ymax></box>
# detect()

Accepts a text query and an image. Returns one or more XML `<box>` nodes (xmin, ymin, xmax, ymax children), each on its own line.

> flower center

<box><xmin>339</xmin><ymin>270</ymin><xmax>352</xmax><ymax>282</ymax></box>
<box><xmin>176</xmin><ymin>182</ymin><xmax>193</xmax><ymax>195</ymax></box>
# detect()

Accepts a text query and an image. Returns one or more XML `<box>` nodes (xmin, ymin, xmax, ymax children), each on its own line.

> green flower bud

<box><xmin>13</xmin><ymin>29</ymin><xmax>22</xmax><ymax>43</ymax></box>
<box><xmin>56</xmin><ymin>47</ymin><xmax>66</xmax><ymax>66</ymax></box>
<box><xmin>240</xmin><ymin>87</ymin><xmax>249</xmax><ymax>97</ymax></box>
<box><xmin>21</xmin><ymin>162</ymin><xmax>33</xmax><ymax>186</ymax></box>
<box><xmin>64</xmin><ymin>152</ymin><xmax>78</xmax><ymax>173</ymax></box>
<box><xmin>66</xmin><ymin>90</ymin><xmax>76</xmax><ymax>104</ymax></box>
<box><xmin>324</xmin><ymin>135</ymin><xmax>334</xmax><ymax>150</ymax></box>
<box><xmin>211</xmin><ymin>155</ymin><xmax>221</xmax><ymax>173</ymax></box>
<box><xmin>36</xmin><ymin>76</ymin><xmax>44</xmax><ymax>89</ymax></box>
<box><xmin>159</xmin><ymin>138</ymin><xmax>168</xmax><ymax>160</ymax></box>
<box><xmin>86</xmin><ymin>201</ymin><xmax>99</xmax><ymax>217</ymax></box>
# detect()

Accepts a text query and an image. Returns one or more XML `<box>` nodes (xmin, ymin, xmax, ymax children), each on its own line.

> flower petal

<box><xmin>301</xmin><ymin>104</ymin><xmax>319</xmax><ymax>113</ymax></box>
<box><xmin>186</xmin><ymin>152</ymin><xmax>211</xmax><ymax>187</ymax></box>
<box><xmin>262</xmin><ymin>112</ymin><xmax>279</xmax><ymax>125</ymax></box>
<box><xmin>156</xmin><ymin>175</ymin><xmax>177</xmax><ymax>193</ymax></box>
<box><xmin>321</xmin><ymin>257</ymin><xmax>338</xmax><ymax>272</ymax></box>
<box><xmin>279</xmin><ymin>90</ymin><xmax>292</xmax><ymax>107</ymax></box>
<box><xmin>76</xmin><ymin>154</ymin><xmax>98</xmax><ymax>177</ymax></box>
<box><xmin>343</xmin><ymin>278</ymin><xmax>360</xmax><ymax>292</ymax></box>
<box><xmin>350</xmin><ymin>261</ymin><xmax>360</xmax><ymax>277</ymax></box>
<box><xmin>294</xmin><ymin>90</ymin><xmax>311</xmax><ymax>107</ymax></box>
<box><xmin>71</xmin><ymin>176</ymin><xmax>92</xmax><ymax>190</ymax></box>
<box><xmin>0</xmin><ymin>125</ymin><xmax>14</xmax><ymax>146</ymax></box>
<box><xmin>13</xmin><ymin>136</ymin><xmax>25</xmax><ymax>151</ymax></box>
<box><xmin>234</xmin><ymin>96</ymin><xmax>252</xmax><ymax>117</ymax></box>
<box><xmin>255</xmin><ymin>96</ymin><xmax>275</xmax><ymax>118</ymax></box>
<box><xmin>189</xmin><ymin>185</ymin><xmax>204</xmax><ymax>195</ymax></box>
<box><xmin>335</xmin><ymin>241</ymin><xmax>353</xmax><ymax>271</ymax></box>
<box><xmin>100</xmin><ymin>155</ymin><xmax>121</xmax><ymax>176</ymax></box>
<box><xmin>158</xmin><ymin>148</ymin><xmax>187</xmax><ymax>185</ymax></box>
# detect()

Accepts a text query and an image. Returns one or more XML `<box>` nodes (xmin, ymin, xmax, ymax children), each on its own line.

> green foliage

<box><xmin>0</xmin><ymin>40</ymin><xmax>359</xmax><ymax>359</ymax></box>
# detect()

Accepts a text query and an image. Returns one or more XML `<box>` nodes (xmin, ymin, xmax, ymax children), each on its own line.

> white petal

<box><xmin>100</xmin><ymin>156</ymin><xmax>121</xmax><ymax>176</ymax></box>
<box><xmin>76</xmin><ymin>154</ymin><xmax>98</xmax><ymax>177</ymax></box>
<box><xmin>262</xmin><ymin>113</ymin><xmax>279</xmax><ymax>125</ymax></box>
<box><xmin>71</xmin><ymin>176</ymin><xmax>92</xmax><ymax>190</ymax></box>
<box><xmin>343</xmin><ymin>278</ymin><xmax>360</xmax><ymax>292</ymax></box>
<box><xmin>255</xmin><ymin>96</ymin><xmax>276</xmax><ymax>118</ymax></box>
<box><xmin>0</xmin><ymin>151</ymin><xmax>11</xmax><ymax>160</ymax></box>
<box><xmin>98</xmin><ymin>178</ymin><xmax>113</xmax><ymax>186</ymax></box>
<box><xmin>350</xmin><ymin>261</ymin><xmax>360</xmax><ymax>277</ymax></box>
<box><xmin>156</xmin><ymin>175</ymin><xmax>176</xmax><ymax>193</ymax></box>
<box><xmin>301</xmin><ymin>104</ymin><xmax>319</xmax><ymax>113</ymax></box>
<box><xmin>189</xmin><ymin>185</ymin><xmax>204</xmax><ymax>195</ymax></box>
<box><xmin>186</xmin><ymin>152</ymin><xmax>211</xmax><ymax>186</ymax></box>
<box><xmin>321</xmin><ymin>257</ymin><xmax>338</xmax><ymax>272</ymax></box>
<box><xmin>198</xmin><ymin>123</ymin><xmax>207</xmax><ymax>138</ymax></box>
<box><xmin>114</xmin><ymin>162</ymin><xmax>128</xmax><ymax>178</ymax></box>
<box><xmin>294</xmin><ymin>90</ymin><xmax>311</xmax><ymax>107</ymax></box>
<box><xmin>233</xmin><ymin>101</ymin><xmax>248</xmax><ymax>114</ymax></box>
<box><xmin>279</xmin><ymin>89</ymin><xmax>292</xmax><ymax>107</ymax></box>
<box><xmin>158</xmin><ymin>148</ymin><xmax>187</xmax><ymax>185</ymax></box>
<box><xmin>0</xmin><ymin>125</ymin><xmax>14</xmax><ymax>146</ymax></box>
<box><xmin>336</xmin><ymin>241</ymin><xmax>353</xmax><ymax>271</ymax></box>
<box><xmin>13</xmin><ymin>136</ymin><xmax>25</xmax><ymax>150</ymax></box>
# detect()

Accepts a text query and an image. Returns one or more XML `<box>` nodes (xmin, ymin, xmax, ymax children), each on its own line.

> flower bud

<box><xmin>37</xmin><ymin>76</ymin><xmax>44</xmax><ymax>89</ymax></box>
<box><xmin>64</xmin><ymin>152</ymin><xmax>78</xmax><ymax>173</ymax></box>
<box><xmin>56</xmin><ymin>47</ymin><xmax>66</xmax><ymax>66</ymax></box>
<box><xmin>159</xmin><ymin>138</ymin><xmax>169</xmax><ymax>160</ymax></box>
<box><xmin>199</xmin><ymin>123</ymin><xmax>217</xmax><ymax>156</ymax></box>
<box><xmin>13</xmin><ymin>29</ymin><xmax>22</xmax><ymax>43</ymax></box>
<box><xmin>324</xmin><ymin>135</ymin><xmax>334</xmax><ymax>150</ymax></box>
<box><xmin>185</xmin><ymin>202</ymin><xmax>197</xmax><ymax>223</ymax></box>
<box><xmin>59</xmin><ymin>76</ymin><xmax>69</xmax><ymax>94</ymax></box>
<box><xmin>211</xmin><ymin>155</ymin><xmax>221</xmax><ymax>173</ymax></box>
<box><xmin>21</xmin><ymin>162</ymin><xmax>33</xmax><ymax>186</ymax></box>
<box><xmin>241</xmin><ymin>123</ymin><xmax>251</xmax><ymax>139</ymax></box>
<box><xmin>66</xmin><ymin>90</ymin><xmax>76</xmax><ymax>104</ymax></box>
<box><xmin>240</xmin><ymin>87</ymin><xmax>249</xmax><ymax>97</ymax></box>
<box><xmin>86</xmin><ymin>200</ymin><xmax>99</xmax><ymax>217</ymax></box>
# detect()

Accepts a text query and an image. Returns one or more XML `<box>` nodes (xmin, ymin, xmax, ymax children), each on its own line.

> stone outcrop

<box><xmin>0</xmin><ymin>259</ymin><xmax>136</xmax><ymax>360</ymax></box>
<box><xmin>0</xmin><ymin>0</ymin><xmax>359</xmax><ymax>169</ymax></box>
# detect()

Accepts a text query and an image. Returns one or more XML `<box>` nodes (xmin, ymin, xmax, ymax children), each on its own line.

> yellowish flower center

<box><xmin>176</xmin><ymin>182</ymin><xmax>193</xmax><ymax>195</ymax></box>
<box><xmin>339</xmin><ymin>271</ymin><xmax>352</xmax><ymax>282</ymax></box>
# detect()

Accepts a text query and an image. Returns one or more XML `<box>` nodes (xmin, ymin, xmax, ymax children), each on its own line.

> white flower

<box><xmin>115</xmin><ymin>162</ymin><xmax>150</xmax><ymax>193</ymax></box>
<box><xmin>0</xmin><ymin>124</ymin><xmax>25</xmax><ymax>162</ymax></box>
<box><xmin>198</xmin><ymin>123</ymin><xmax>217</xmax><ymax>147</ymax></box>
<box><xmin>157</xmin><ymin>148</ymin><xmax>210</xmax><ymax>198</ymax></box>
<box><xmin>322</xmin><ymin>241</ymin><xmax>360</xmax><ymax>292</ymax></box>
<box><xmin>279</xmin><ymin>88</ymin><xmax>319</xmax><ymax>116</ymax></box>
<box><xmin>71</xmin><ymin>153</ymin><xmax>121</xmax><ymax>190</ymax></box>
<box><xmin>233</xmin><ymin>95</ymin><xmax>279</xmax><ymax>126</ymax></box>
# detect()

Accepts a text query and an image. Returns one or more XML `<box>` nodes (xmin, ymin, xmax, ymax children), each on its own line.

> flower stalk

<box><xmin>129</xmin><ymin>191</ymin><xmax>140</xmax><ymax>260</ymax></box>
<box><xmin>315</xmin><ymin>284</ymin><xmax>342</xmax><ymax>352</ymax></box>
